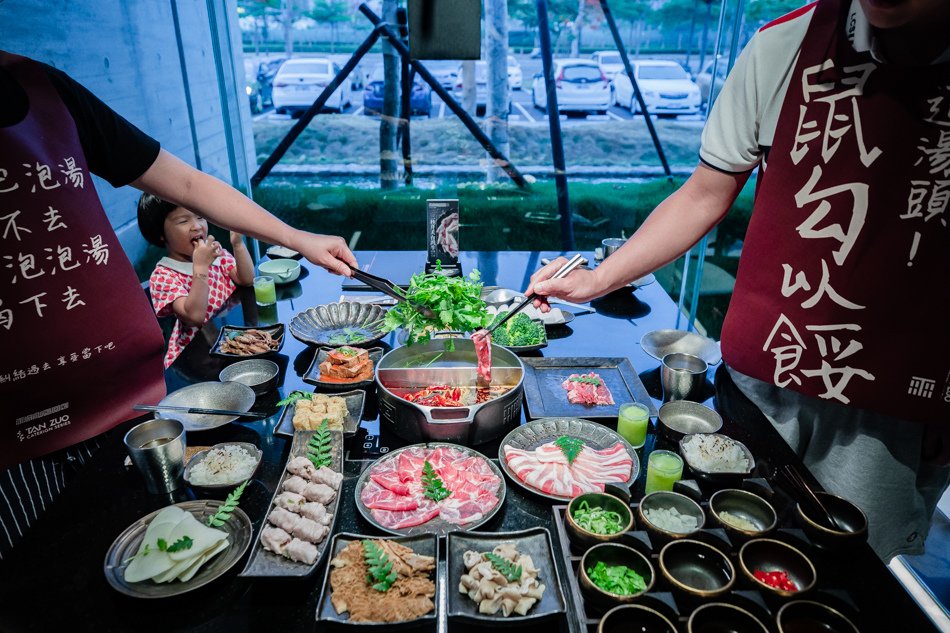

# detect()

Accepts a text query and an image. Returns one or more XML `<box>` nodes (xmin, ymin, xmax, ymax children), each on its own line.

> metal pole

<box><xmin>599</xmin><ymin>0</ymin><xmax>673</xmax><ymax>182</ymax></box>
<box><xmin>685</xmin><ymin>235</ymin><xmax>708</xmax><ymax>332</ymax></box>
<box><xmin>251</xmin><ymin>28</ymin><xmax>381</xmax><ymax>187</ymax></box>
<box><xmin>705</xmin><ymin>0</ymin><xmax>730</xmax><ymax>115</ymax></box>
<box><xmin>358</xmin><ymin>4</ymin><xmax>529</xmax><ymax>189</ymax></box>
<box><xmin>536</xmin><ymin>0</ymin><xmax>574</xmax><ymax>250</ymax></box>
<box><xmin>726</xmin><ymin>0</ymin><xmax>746</xmax><ymax>72</ymax></box>
<box><xmin>397</xmin><ymin>7</ymin><xmax>413</xmax><ymax>187</ymax></box>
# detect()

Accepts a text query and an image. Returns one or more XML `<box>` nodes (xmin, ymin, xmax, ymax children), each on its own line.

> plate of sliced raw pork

<box><xmin>498</xmin><ymin>418</ymin><xmax>640</xmax><ymax>502</ymax></box>
<box><xmin>355</xmin><ymin>443</ymin><xmax>506</xmax><ymax>537</ymax></box>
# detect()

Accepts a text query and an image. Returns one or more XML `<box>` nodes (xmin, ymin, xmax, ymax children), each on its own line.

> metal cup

<box><xmin>602</xmin><ymin>237</ymin><xmax>626</xmax><ymax>258</ymax></box>
<box><xmin>660</xmin><ymin>352</ymin><xmax>708</xmax><ymax>402</ymax></box>
<box><xmin>123</xmin><ymin>418</ymin><xmax>186</xmax><ymax>493</ymax></box>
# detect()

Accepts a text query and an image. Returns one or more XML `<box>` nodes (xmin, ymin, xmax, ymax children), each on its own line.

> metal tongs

<box><xmin>480</xmin><ymin>253</ymin><xmax>587</xmax><ymax>337</ymax></box>
<box><xmin>348</xmin><ymin>266</ymin><xmax>436</xmax><ymax>319</ymax></box>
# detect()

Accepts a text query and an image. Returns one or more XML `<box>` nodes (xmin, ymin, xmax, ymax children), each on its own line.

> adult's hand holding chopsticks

<box><xmin>526</xmin><ymin>257</ymin><xmax>603</xmax><ymax>310</ymax></box>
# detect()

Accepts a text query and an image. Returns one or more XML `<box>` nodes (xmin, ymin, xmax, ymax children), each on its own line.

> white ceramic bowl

<box><xmin>258</xmin><ymin>258</ymin><xmax>301</xmax><ymax>284</ymax></box>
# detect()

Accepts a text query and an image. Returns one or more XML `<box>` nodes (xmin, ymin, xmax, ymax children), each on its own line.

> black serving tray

<box><xmin>521</xmin><ymin>357</ymin><xmax>658</xmax><ymax>423</ymax></box>
<box><xmin>304</xmin><ymin>346</ymin><xmax>383</xmax><ymax>391</ymax></box>
<box><xmin>210</xmin><ymin>323</ymin><xmax>285</xmax><ymax>359</ymax></box>
<box><xmin>551</xmin><ymin>482</ymin><xmax>867</xmax><ymax>632</ymax></box>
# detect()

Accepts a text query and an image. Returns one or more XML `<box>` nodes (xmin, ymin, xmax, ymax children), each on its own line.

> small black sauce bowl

<box><xmin>687</xmin><ymin>602</ymin><xmax>770</xmax><ymax>633</ymax></box>
<box><xmin>598</xmin><ymin>604</ymin><xmax>678</xmax><ymax>633</ymax></box>
<box><xmin>579</xmin><ymin>542</ymin><xmax>655</xmax><ymax>610</ymax></box>
<box><xmin>638</xmin><ymin>491</ymin><xmax>705</xmax><ymax>543</ymax></box>
<box><xmin>738</xmin><ymin>538</ymin><xmax>817</xmax><ymax>599</ymax></box>
<box><xmin>658</xmin><ymin>539</ymin><xmax>735</xmax><ymax>599</ymax></box>
<box><xmin>796</xmin><ymin>491</ymin><xmax>868</xmax><ymax>550</ymax></box>
<box><xmin>777</xmin><ymin>600</ymin><xmax>861</xmax><ymax>633</ymax></box>
<box><xmin>708</xmin><ymin>489</ymin><xmax>777</xmax><ymax>540</ymax></box>
<box><xmin>566</xmin><ymin>493</ymin><xmax>634</xmax><ymax>550</ymax></box>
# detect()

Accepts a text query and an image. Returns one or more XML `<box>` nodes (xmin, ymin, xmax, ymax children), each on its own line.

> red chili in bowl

<box><xmin>754</xmin><ymin>568</ymin><xmax>798</xmax><ymax>592</ymax></box>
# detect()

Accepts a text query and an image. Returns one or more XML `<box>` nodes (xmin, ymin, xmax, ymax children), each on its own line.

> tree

<box><xmin>380</xmin><ymin>0</ymin><xmax>401</xmax><ymax>189</ymax></box>
<box><xmin>309</xmin><ymin>0</ymin><xmax>351</xmax><ymax>52</ymax></box>
<box><xmin>281</xmin><ymin>0</ymin><xmax>301</xmax><ymax>55</ymax></box>
<box><xmin>239</xmin><ymin>0</ymin><xmax>280</xmax><ymax>54</ymax></box>
<box><xmin>485</xmin><ymin>0</ymin><xmax>510</xmax><ymax>183</ymax></box>
<box><xmin>570</xmin><ymin>0</ymin><xmax>603</xmax><ymax>57</ymax></box>
<box><xmin>743</xmin><ymin>0</ymin><xmax>804</xmax><ymax>29</ymax></box>
<box><xmin>509</xmin><ymin>0</ymin><xmax>577</xmax><ymax>52</ymax></box>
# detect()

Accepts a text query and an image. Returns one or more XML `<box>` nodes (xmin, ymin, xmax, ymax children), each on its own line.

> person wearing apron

<box><xmin>0</xmin><ymin>51</ymin><xmax>358</xmax><ymax>559</ymax></box>
<box><xmin>529</xmin><ymin>0</ymin><xmax>950</xmax><ymax>560</ymax></box>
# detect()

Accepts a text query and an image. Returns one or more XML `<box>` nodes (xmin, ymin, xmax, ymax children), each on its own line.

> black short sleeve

<box><xmin>43</xmin><ymin>65</ymin><xmax>161</xmax><ymax>188</ymax></box>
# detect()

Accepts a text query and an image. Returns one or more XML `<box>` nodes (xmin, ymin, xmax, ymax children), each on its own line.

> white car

<box><xmin>590</xmin><ymin>50</ymin><xmax>626</xmax><ymax>80</ymax></box>
<box><xmin>612</xmin><ymin>60</ymin><xmax>701</xmax><ymax>117</ymax></box>
<box><xmin>454</xmin><ymin>61</ymin><xmax>512</xmax><ymax>116</ymax></box>
<box><xmin>272</xmin><ymin>57</ymin><xmax>352</xmax><ymax>115</ymax></box>
<box><xmin>507</xmin><ymin>55</ymin><xmax>523</xmax><ymax>90</ymax></box>
<box><xmin>530</xmin><ymin>59</ymin><xmax>611</xmax><ymax>116</ymax></box>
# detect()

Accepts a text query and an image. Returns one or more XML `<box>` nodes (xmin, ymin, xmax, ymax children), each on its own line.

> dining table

<box><xmin>0</xmin><ymin>250</ymin><xmax>938</xmax><ymax>633</ymax></box>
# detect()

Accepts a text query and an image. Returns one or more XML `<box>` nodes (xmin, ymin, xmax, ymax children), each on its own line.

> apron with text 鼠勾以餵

<box><xmin>0</xmin><ymin>53</ymin><xmax>166</xmax><ymax>469</ymax></box>
<box><xmin>719</xmin><ymin>0</ymin><xmax>950</xmax><ymax>425</ymax></box>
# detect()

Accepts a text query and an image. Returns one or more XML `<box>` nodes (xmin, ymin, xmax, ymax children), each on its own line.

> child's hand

<box><xmin>230</xmin><ymin>231</ymin><xmax>246</xmax><ymax>248</ymax></box>
<box><xmin>192</xmin><ymin>236</ymin><xmax>221</xmax><ymax>271</ymax></box>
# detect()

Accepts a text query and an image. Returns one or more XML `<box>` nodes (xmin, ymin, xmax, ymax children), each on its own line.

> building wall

<box><xmin>0</xmin><ymin>0</ymin><xmax>256</xmax><ymax>268</ymax></box>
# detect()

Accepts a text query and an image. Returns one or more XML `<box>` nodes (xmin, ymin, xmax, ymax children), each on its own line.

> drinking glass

<box><xmin>645</xmin><ymin>450</ymin><xmax>684</xmax><ymax>494</ymax></box>
<box><xmin>617</xmin><ymin>402</ymin><xmax>650</xmax><ymax>448</ymax></box>
<box><xmin>123</xmin><ymin>418</ymin><xmax>186</xmax><ymax>494</ymax></box>
<box><xmin>254</xmin><ymin>275</ymin><xmax>277</xmax><ymax>306</ymax></box>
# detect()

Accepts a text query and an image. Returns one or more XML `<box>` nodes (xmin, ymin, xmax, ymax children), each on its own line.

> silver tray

<box><xmin>447</xmin><ymin>527</ymin><xmax>566</xmax><ymax>626</ymax></box>
<box><xmin>158</xmin><ymin>381</ymin><xmax>257</xmax><ymax>432</ymax></box>
<box><xmin>521</xmin><ymin>357</ymin><xmax>657</xmax><ymax>422</ymax></box>
<box><xmin>289</xmin><ymin>302</ymin><xmax>388</xmax><ymax>347</ymax></box>
<box><xmin>239</xmin><ymin>430</ymin><xmax>343</xmax><ymax>578</ymax></box>
<box><xmin>103</xmin><ymin>500</ymin><xmax>252</xmax><ymax>598</ymax></box>
<box><xmin>274</xmin><ymin>389</ymin><xmax>366</xmax><ymax>438</ymax></box>
<box><xmin>183</xmin><ymin>442</ymin><xmax>263</xmax><ymax>490</ymax></box>
<box><xmin>640</xmin><ymin>329</ymin><xmax>722</xmax><ymax>365</ymax></box>
<box><xmin>303</xmin><ymin>346</ymin><xmax>382</xmax><ymax>391</ymax></box>
<box><xmin>354</xmin><ymin>442</ymin><xmax>506</xmax><ymax>538</ymax></box>
<box><xmin>497</xmin><ymin>417</ymin><xmax>640</xmax><ymax>502</ymax></box>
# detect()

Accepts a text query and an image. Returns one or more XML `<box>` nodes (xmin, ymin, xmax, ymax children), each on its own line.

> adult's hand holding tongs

<box><xmin>348</xmin><ymin>266</ymin><xmax>436</xmax><ymax>319</ymax></box>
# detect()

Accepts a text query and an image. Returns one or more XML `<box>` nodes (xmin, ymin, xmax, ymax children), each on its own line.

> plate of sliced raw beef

<box><xmin>498</xmin><ymin>418</ymin><xmax>640</xmax><ymax>502</ymax></box>
<box><xmin>355</xmin><ymin>443</ymin><xmax>506</xmax><ymax>537</ymax></box>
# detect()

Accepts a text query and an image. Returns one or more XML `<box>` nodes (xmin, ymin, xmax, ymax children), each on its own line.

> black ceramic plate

<box><xmin>103</xmin><ymin>500</ymin><xmax>252</xmax><ymax>598</ymax></box>
<box><xmin>447</xmin><ymin>527</ymin><xmax>566</xmax><ymax>625</ymax></box>
<box><xmin>274</xmin><ymin>389</ymin><xmax>365</xmax><ymax>438</ymax></box>
<box><xmin>316</xmin><ymin>532</ymin><xmax>439</xmax><ymax>628</ymax></box>
<box><xmin>520</xmin><ymin>357</ymin><xmax>658</xmax><ymax>422</ymax></box>
<box><xmin>238</xmin><ymin>430</ymin><xmax>343</xmax><ymax>578</ymax></box>
<box><xmin>498</xmin><ymin>418</ymin><xmax>640</xmax><ymax>502</ymax></box>
<box><xmin>354</xmin><ymin>443</ymin><xmax>506</xmax><ymax>538</ymax></box>
<box><xmin>303</xmin><ymin>347</ymin><xmax>382</xmax><ymax>391</ymax></box>
<box><xmin>210</xmin><ymin>323</ymin><xmax>285</xmax><ymax>359</ymax></box>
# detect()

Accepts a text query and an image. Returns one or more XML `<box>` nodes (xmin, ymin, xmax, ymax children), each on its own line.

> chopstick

<box><xmin>133</xmin><ymin>404</ymin><xmax>267</xmax><ymax>419</ymax></box>
<box><xmin>778</xmin><ymin>464</ymin><xmax>843</xmax><ymax>531</ymax></box>
<box><xmin>481</xmin><ymin>253</ymin><xmax>586</xmax><ymax>337</ymax></box>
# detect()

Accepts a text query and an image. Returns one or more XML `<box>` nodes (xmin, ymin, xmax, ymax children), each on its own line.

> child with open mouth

<box><xmin>138</xmin><ymin>193</ymin><xmax>255</xmax><ymax>367</ymax></box>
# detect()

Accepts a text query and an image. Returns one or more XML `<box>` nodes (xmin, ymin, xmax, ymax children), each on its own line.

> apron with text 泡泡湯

<box><xmin>0</xmin><ymin>53</ymin><xmax>166</xmax><ymax>468</ymax></box>
<box><xmin>719</xmin><ymin>0</ymin><xmax>950</xmax><ymax>424</ymax></box>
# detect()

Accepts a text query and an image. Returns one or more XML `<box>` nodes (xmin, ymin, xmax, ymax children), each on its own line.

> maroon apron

<box><xmin>720</xmin><ymin>0</ymin><xmax>950</xmax><ymax>424</ymax></box>
<box><xmin>0</xmin><ymin>53</ymin><xmax>166</xmax><ymax>468</ymax></box>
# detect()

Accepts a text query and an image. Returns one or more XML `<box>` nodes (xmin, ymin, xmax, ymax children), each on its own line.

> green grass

<box><xmin>253</xmin><ymin>116</ymin><xmax>703</xmax><ymax>169</ymax></box>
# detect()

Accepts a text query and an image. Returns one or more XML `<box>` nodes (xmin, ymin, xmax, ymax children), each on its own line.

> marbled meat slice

<box><xmin>472</xmin><ymin>330</ymin><xmax>492</xmax><ymax>384</ymax></box>
<box><xmin>360</xmin><ymin>480</ymin><xmax>420</xmax><ymax>512</ymax></box>
<box><xmin>561</xmin><ymin>372</ymin><xmax>615</xmax><ymax>406</ymax></box>
<box><xmin>503</xmin><ymin>440</ymin><xmax>631</xmax><ymax>498</ymax></box>
<box><xmin>370</xmin><ymin>499</ymin><xmax>442</xmax><ymax>530</ymax></box>
<box><xmin>439</xmin><ymin>491</ymin><xmax>499</xmax><ymax>525</ymax></box>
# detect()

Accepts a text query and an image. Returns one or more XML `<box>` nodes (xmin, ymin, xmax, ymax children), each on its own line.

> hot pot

<box><xmin>375</xmin><ymin>338</ymin><xmax>524</xmax><ymax>445</ymax></box>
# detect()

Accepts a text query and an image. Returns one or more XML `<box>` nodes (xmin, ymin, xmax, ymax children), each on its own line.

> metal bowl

<box><xmin>183</xmin><ymin>442</ymin><xmax>263</xmax><ymax>490</ymax></box>
<box><xmin>158</xmin><ymin>382</ymin><xmax>256</xmax><ymax>431</ymax></box>
<box><xmin>738</xmin><ymin>538</ymin><xmax>817</xmax><ymax>598</ymax></box>
<box><xmin>687</xmin><ymin>603</ymin><xmax>770</xmax><ymax>633</ymax></box>
<box><xmin>289</xmin><ymin>302</ymin><xmax>388</xmax><ymax>347</ymax></box>
<box><xmin>566</xmin><ymin>493</ymin><xmax>634</xmax><ymax>550</ymax></box>
<box><xmin>795</xmin><ymin>491</ymin><xmax>868</xmax><ymax>550</ymax></box>
<box><xmin>218</xmin><ymin>359</ymin><xmax>279</xmax><ymax>395</ymax></box>
<box><xmin>679</xmin><ymin>433</ymin><xmax>755</xmax><ymax>487</ymax></box>
<box><xmin>657</xmin><ymin>401</ymin><xmax>722</xmax><ymax>441</ymax></box>
<box><xmin>257</xmin><ymin>258</ymin><xmax>301</xmax><ymax>284</ymax></box>
<box><xmin>637</xmin><ymin>491</ymin><xmax>705</xmax><ymax>542</ymax></box>
<box><xmin>777</xmin><ymin>601</ymin><xmax>860</xmax><ymax>633</ymax></box>
<box><xmin>658</xmin><ymin>539</ymin><xmax>735</xmax><ymax>599</ymax></box>
<box><xmin>708</xmin><ymin>489</ymin><xmax>777</xmax><ymax>539</ymax></box>
<box><xmin>640</xmin><ymin>329</ymin><xmax>722</xmax><ymax>365</ymax></box>
<box><xmin>579</xmin><ymin>542</ymin><xmax>655</xmax><ymax>609</ymax></box>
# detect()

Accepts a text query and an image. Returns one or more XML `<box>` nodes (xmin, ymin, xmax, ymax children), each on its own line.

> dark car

<box><xmin>363</xmin><ymin>65</ymin><xmax>432</xmax><ymax>117</ymax></box>
<box><xmin>244</xmin><ymin>57</ymin><xmax>285</xmax><ymax>114</ymax></box>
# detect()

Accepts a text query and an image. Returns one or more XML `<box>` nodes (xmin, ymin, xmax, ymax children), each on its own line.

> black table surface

<box><xmin>0</xmin><ymin>251</ymin><xmax>936</xmax><ymax>633</ymax></box>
